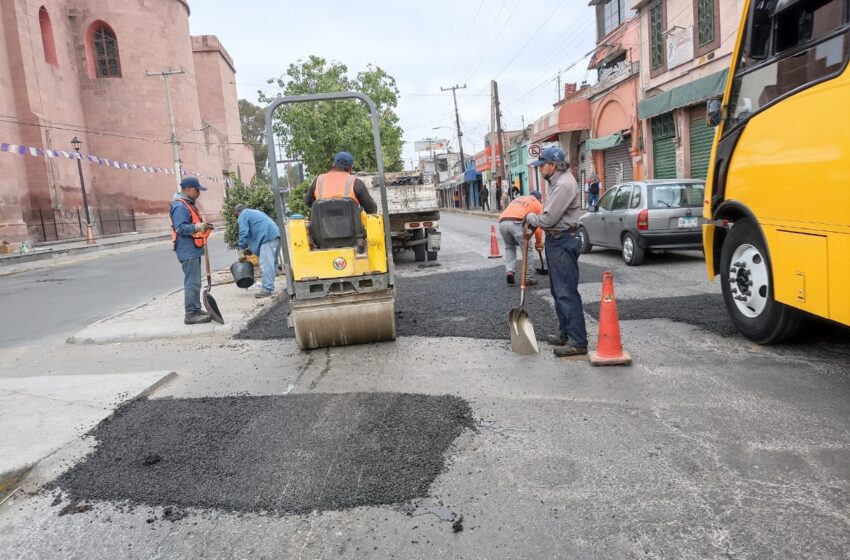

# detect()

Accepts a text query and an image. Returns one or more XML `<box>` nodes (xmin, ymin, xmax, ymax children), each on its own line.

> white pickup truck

<box><xmin>357</xmin><ymin>170</ymin><xmax>441</xmax><ymax>262</ymax></box>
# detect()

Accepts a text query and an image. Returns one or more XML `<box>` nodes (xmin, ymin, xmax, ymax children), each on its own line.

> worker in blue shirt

<box><xmin>234</xmin><ymin>204</ymin><xmax>281</xmax><ymax>298</ymax></box>
<box><xmin>170</xmin><ymin>177</ymin><xmax>214</xmax><ymax>324</ymax></box>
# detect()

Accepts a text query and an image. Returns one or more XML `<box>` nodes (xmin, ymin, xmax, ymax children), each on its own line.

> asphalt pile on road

<box><xmin>49</xmin><ymin>392</ymin><xmax>474</xmax><ymax>516</ymax></box>
<box><xmin>583</xmin><ymin>293</ymin><xmax>737</xmax><ymax>336</ymax></box>
<box><xmin>237</xmin><ymin>263</ymin><xmax>607</xmax><ymax>341</ymax></box>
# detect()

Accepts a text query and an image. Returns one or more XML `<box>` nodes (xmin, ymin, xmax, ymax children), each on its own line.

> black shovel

<box><xmin>203</xmin><ymin>243</ymin><xmax>224</xmax><ymax>324</ymax></box>
<box><xmin>535</xmin><ymin>248</ymin><xmax>549</xmax><ymax>275</ymax></box>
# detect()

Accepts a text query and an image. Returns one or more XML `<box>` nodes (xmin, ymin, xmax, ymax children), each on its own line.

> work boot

<box><xmin>546</xmin><ymin>334</ymin><xmax>567</xmax><ymax>346</ymax></box>
<box><xmin>506</xmin><ymin>272</ymin><xmax>515</xmax><ymax>285</ymax></box>
<box><xmin>184</xmin><ymin>312</ymin><xmax>212</xmax><ymax>325</ymax></box>
<box><xmin>255</xmin><ymin>290</ymin><xmax>273</xmax><ymax>299</ymax></box>
<box><xmin>554</xmin><ymin>344</ymin><xmax>588</xmax><ymax>357</ymax></box>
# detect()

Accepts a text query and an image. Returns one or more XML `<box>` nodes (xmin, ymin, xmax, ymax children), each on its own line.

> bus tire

<box><xmin>719</xmin><ymin>218</ymin><xmax>804</xmax><ymax>344</ymax></box>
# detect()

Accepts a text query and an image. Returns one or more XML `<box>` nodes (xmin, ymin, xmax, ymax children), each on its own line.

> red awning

<box><xmin>530</xmin><ymin>99</ymin><xmax>591</xmax><ymax>143</ymax></box>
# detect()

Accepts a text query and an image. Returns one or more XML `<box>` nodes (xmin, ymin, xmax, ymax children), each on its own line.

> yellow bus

<box><xmin>703</xmin><ymin>0</ymin><xmax>850</xmax><ymax>343</ymax></box>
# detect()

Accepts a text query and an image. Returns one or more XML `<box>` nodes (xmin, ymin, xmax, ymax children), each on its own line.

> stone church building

<box><xmin>0</xmin><ymin>0</ymin><xmax>255</xmax><ymax>244</ymax></box>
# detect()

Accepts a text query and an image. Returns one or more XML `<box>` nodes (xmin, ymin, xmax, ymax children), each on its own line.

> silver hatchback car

<box><xmin>578</xmin><ymin>179</ymin><xmax>705</xmax><ymax>265</ymax></box>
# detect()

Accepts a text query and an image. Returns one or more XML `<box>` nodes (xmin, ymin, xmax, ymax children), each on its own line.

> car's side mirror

<box><xmin>706</xmin><ymin>98</ymin><xmax>724</xmax><ymax>127</ymax></box>
<box><xmin>587</xmin><ymin>204</ymin><xmax>598</xmax><ymax>212</ymax></box>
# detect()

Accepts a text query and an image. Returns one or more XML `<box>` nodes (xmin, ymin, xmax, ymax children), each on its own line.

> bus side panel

<box><xmin>724</xmin><ymin>71</ymin><xmax>850</xmax><ymax>324</ymax></box>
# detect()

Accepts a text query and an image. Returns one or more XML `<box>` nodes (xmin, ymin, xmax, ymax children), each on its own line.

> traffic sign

<box><xmin>528</xmin><ymin>144</ymin><xmax>541</xmax><ymax>158</ymax></box>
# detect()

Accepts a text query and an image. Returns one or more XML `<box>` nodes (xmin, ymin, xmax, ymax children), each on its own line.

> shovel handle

<box><xmin>204</xmin><ymin>242</ymin><xmax>212</xmax><ymax>290</ymax></box>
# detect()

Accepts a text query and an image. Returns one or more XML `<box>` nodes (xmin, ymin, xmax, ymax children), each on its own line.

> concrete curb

<box><xmin>0</xmin><ymin>232</ymin><xmax>170</xmax><ymax>267</ymax></box>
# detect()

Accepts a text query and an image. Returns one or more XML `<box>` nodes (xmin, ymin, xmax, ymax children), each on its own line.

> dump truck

<box><xmin>357</xmin><ymin>171</ymin><xmax>441</xmax><ymax>262</ymax></box>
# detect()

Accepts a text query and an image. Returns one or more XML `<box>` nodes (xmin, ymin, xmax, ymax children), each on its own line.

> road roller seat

<box><xmin>310</xmin><ymin>198</ymin><xmax>366</xmax><ymax>249</ymax></box>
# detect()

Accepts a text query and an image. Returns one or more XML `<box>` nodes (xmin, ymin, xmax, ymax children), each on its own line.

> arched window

<box><xmin>86</xmin><ymin>22</ymin><xmax>121</xmax><ymax>78</ymax></box>
<box><xmin>38</xmin><ymin>7</ymin><xmax>57</xmax><ymax>66</ymax></box>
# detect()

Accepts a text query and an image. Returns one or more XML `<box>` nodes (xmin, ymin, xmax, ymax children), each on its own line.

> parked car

<box><xmin>577</xmin><ymin>180</ymin><xmax>705</xmax><ymax>265</ymax></box>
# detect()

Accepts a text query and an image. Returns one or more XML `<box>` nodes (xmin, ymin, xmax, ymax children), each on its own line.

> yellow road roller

<box><xmin>264</xmin><ymin>92</ymin><xmax>396</xmax><ymax>350</ymax></box>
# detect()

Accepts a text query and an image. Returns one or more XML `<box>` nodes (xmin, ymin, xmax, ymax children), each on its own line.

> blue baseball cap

<box><xmin>531</xmin><ymin>191</ymin><xmax>542</xmax><ymax>200</ymax></box>
<box><xmin>180</xmin><ymin>176</ymin><xmax>207</xmax><ymax>191</ymax></box>
<box><xmin>530</xmin><ymin>146</ymin><xmax>566</xmax><ymax>167</ymax></box>
<box><xmin>333</xmin><ymin>151</ymin><xmax>354</xmax><ymax>168</ymax></box>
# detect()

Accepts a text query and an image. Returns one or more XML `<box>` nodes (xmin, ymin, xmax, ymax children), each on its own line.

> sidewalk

<box><xmin>441</xmin><ymin>207</ymin><xmax>500</xmax><ymax>219</ymax></box>
<box><xmin>0</xmin><ymin>230</ymin><xmax>171</xmax><ymax>275</ymax></box>
<box><xmin>67</xmin><ymin>269</ymin><xmax>285</xmax><ymax>344</ymax></box>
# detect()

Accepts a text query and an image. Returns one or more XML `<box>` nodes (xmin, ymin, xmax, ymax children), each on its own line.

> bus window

<box><xmin>726</xmin><ymin>0</ymin><xmax>848</xmax><ymax>131</ymax></box>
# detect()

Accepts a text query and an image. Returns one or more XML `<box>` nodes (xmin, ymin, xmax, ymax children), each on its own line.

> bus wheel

<box><xmin>720</xmin><ymin>218</ymin><xmax>804</xmax><ymax>344</ymax></box>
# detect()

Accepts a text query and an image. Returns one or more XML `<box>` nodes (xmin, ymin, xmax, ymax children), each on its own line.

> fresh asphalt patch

<box><xmin>583</xmin><ymin>293</ymin><xmax>738</xmax><ymax>336</ymax></box>
<box><xmin>237</xmin><ymin>262</ymin><xmax>608</xmax><ymax>341</ymax></box>
<box><xmin>49</xmin><ymin>393</ymin><xmax>474</xmax><ymax>516</ymax></box>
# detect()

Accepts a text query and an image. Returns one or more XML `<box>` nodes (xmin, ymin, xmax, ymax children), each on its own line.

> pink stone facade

<box><xmin>0</xmin><ymin>0</ymin><xmax>255</xmax><ymax>244</ymax></box>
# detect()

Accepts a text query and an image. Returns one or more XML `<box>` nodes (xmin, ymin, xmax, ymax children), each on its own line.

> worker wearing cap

<box><xmin>234</xmin><ymin>204</ymin><xmax>280</xmax><ymax>299</ymax></box>
<box><xmin>170</xmin><ymin>177</ymin><xmax>214</xmax><ymax>325</ymax></box>
<box><xmin>305</xmin><ymin>151</ymin><xmax>378</xmax><ymax>214</ymax></box>
<box><xmin>498</xmin><ymin>191</ymin><xmax>544</xmax><ymax>286</ymax></box>
<box><xmin>525</xmin><ymin>146</ymin><xmax>588</xmax><ymax>357</ymax></box>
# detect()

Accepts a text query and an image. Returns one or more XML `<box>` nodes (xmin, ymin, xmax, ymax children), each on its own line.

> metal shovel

<box><xmin>508</xmin><ymin>227</ymin><xmax>539</xmax><ymax>355</ymax></box>
<box><xmin>203</xmin><ymin>243</ymin><xmax>224</xmax><ymax>324</ymax></box>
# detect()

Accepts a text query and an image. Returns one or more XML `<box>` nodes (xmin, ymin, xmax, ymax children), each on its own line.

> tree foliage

<box><xmin>222</xmin><ymin>176</ymin><xmax>277</xmax><ymax>249</ymax></box>
<box><xmin>258</xmin><ymin>56</ymin><xmax>403</xmax><ymax>176</ymax></box>
<box><xmin>238</xmin><ymin>99</ymin><xmax>269</xmax><ymax>180</ymax></box>
<box><xmin>286</xmin><ymin>178</ymin><xmax>312</xmax><ymax>218</ymax></box>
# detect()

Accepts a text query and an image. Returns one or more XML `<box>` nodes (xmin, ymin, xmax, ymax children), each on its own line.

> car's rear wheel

<box><xmin>622</xmin><ymin>233</ymin><xmax>645</xmax><ymax>266</ymax></box>
<box><xmin>719</xmin><ymin>218</ymin><xmax>804</xmax><ymax>344</ymax></box>
<box><xmin>578</xmin><ymin>226</ymin><xmax>592</xmax><ymax>254</ymax></box>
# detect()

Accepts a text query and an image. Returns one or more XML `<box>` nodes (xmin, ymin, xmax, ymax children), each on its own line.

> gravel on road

<box><xmin>237</xmin><ymin>263</ymin><xmax>608</xmax><ymax>341</ymax></box>
<box><xmin>50</xmin><ymin>393</ymin><xmax>474</xmax><ymax>516</ymax></box>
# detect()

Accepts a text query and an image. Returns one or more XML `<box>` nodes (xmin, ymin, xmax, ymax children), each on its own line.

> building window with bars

<box><xmin>694</xmin><ymin>0</ymin><xmax>720</xmax><ymax>55</ymax></box>
<box><xmin>87</xmin><ymin>23</ymin><xmax>121</xmax><ymax>78</ymax></box>
<box><xmin>649</xmin><ymin>0</ymin><xmax>665</xmax><ymax>72</ymax></box>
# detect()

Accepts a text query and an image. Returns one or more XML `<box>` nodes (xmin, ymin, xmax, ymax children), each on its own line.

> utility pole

<box><xmin>146</xmin><ymin>67</ymin><xmax>185</xmax><ymax>191</ymax></box>
<box><xmin>492</xmin><ymin>80</ymin><xmax>507</xmax><ymax>181</ymax></box>
<box><xmin>556</xmin><ymin>75</ymin><xmax>562</xmax><ymax>102</ymax></box>
<box><xmin>441</xmin><ymin>84</ymin><xmax>467</xmax><ymax>172</ymax></box>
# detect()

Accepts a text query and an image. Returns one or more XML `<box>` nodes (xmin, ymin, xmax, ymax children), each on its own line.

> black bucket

<box><xmin>230</xmin><ymin>260</ymin><xmax>255</xmax><ymax>289</ymax></box>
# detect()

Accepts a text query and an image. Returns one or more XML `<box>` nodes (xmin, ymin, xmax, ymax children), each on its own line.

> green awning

<box><xmin>586</xmin><ymin>132</ymin><xmax>624</xmax><ymax>151</ymax></box>
<box><xmin>638</xmin><ymin>69</ymin><xmax>729</xmax><ymax>120</ymax></box>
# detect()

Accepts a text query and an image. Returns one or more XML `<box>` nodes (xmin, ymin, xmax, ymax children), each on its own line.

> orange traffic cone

<box><xmin>589</xmin><ymin>271</ymin><xmax>632</xmax><ymax>366</ymax></box>
<box><xmin>488</xmin><ymin>224</ymin><xmax>502</xmax><ymax>258</ymax></box>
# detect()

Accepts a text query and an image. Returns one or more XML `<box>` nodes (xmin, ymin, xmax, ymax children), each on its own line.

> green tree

<box><xmin>222</xmin><ymin>176</ymin><xmax>277</xmax><ymax>249</ymax></box>
<box><xmin>238</xmin><ymin>99</ymin><xmax>269</xmax><ymax>180</ymax></box>
<box><xmin>286</xmin><ymin>177</ymin><xmax>312</xmax><ymax>218</ymax></box>
<box><xmin>258</xmin><ymin>56</ymin><xmax>403</xmax><ymax>175</ymax></box>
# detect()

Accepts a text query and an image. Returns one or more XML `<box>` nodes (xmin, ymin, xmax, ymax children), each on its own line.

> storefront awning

<box><xmin>638</xmin><ymin>69</ymin><xmax>729</xmax><ymax>120</ymax></box>
<box><xmin>586</xmin><ymin>132</ymin><xmax>624</xmax><ymax>151</ymax></box>
<box><xmin>530</xmin><ymin>99</ymin><xmax>591</xmax><ymax>143</ymax></box>
<box><xmin>464</xmin><ymin>165</ymin><xmax>478</xmax><ymax>182</ymax></box>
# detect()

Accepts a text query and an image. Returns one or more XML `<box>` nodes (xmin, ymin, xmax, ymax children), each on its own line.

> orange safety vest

<box><xmin>499</xmin><ymin>195</ymin><xmax>543</xmax><ymax>221</ymax></box>
<box><xmin>314</xmin><ymin>170</ymin><xmax>361</xmax><ymax>204</ymax></box>
<box><xmin>171</xmin><ymin>198</ymin><xmax>209</xmax><ymax>249</ymax></box>
<box><xmin>499</xmin><ymin>195</ymin><xmax>544</xmax><ymax>244</ymax></box>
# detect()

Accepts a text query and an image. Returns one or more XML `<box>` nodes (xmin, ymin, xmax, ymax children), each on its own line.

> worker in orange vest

<box><xmin>498</xmin><ymin>191</ymin><xmax>544</xmax><ymax>285</ymax></box>
<box><xmin>170</xmin><ymin>177</ymin><xmax>214</xmax><ymax>325</ymax></box>
<box><xmin>304</xmin><ymin>151</ymin><xmax>378</xmax><ymax>214</ymax></box>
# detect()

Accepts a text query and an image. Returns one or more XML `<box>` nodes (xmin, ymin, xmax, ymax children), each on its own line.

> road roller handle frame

<box><xmin>264</xmin><ymin>92</ymin><xmax>395</xmax><ymax>290</ymax></box>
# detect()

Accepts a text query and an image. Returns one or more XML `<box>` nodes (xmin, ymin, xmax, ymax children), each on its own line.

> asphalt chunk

<box><xmin>237</xmin><ymin>263</ymin><xmax>607</xmax><ymax>341</ymax></box>
<box><xmin>50</xmin><ymin>393</ymin><xmax>474</xmax><ymax>516</ymax></box>
<box><xmin>583</xmin><ymin>293</ymin><xmax>737</xmax><ymax>336</ymax></box>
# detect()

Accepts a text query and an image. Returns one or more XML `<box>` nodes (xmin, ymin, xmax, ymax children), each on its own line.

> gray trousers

<box><xmin>498</xmin><ymin>220</ymin><xmax>533</xmax><ymax>278</ymax></box>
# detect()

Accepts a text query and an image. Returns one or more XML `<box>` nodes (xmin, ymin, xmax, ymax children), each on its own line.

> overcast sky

<box><xmin>188</xmin><ymin>0</ymin><xmax>598</xmax><ymax>169</ymax></box>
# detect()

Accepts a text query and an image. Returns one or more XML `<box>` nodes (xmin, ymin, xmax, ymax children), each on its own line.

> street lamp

<box><xmin>71</xmin><ymin>137</ymin><xmax>96</xmax><ymax>245</ymax></box>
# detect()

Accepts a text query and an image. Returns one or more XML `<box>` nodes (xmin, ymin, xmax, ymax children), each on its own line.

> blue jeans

<box><xmin>181</xmin><ymin>256</ymin><xmax>202</xmax><ymax>315</ymax></box>
<box><xmin>588</xmin><ymin>193</ymin><xmax>599</xmax><ymax>207</ymax></box>
<box><xmin>545</xmin><ymin>232</ymin><xmax>588</xmax><ymax>348</ymax></box>
<box><xmin>259</xmin><ymin>238</ymin><xmax>281</xmax><ymax>293</ymax></box>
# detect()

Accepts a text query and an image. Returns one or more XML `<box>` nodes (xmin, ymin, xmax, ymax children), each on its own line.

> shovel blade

<box><xmin>508</xmin><ymin>308</ymin><xmax>538</xmax><ymax>355</ymax></box>
<box><xmin>203</xmin><ymin>289</ymin><xmax>224</xmax><ymax>324</ymax></box>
